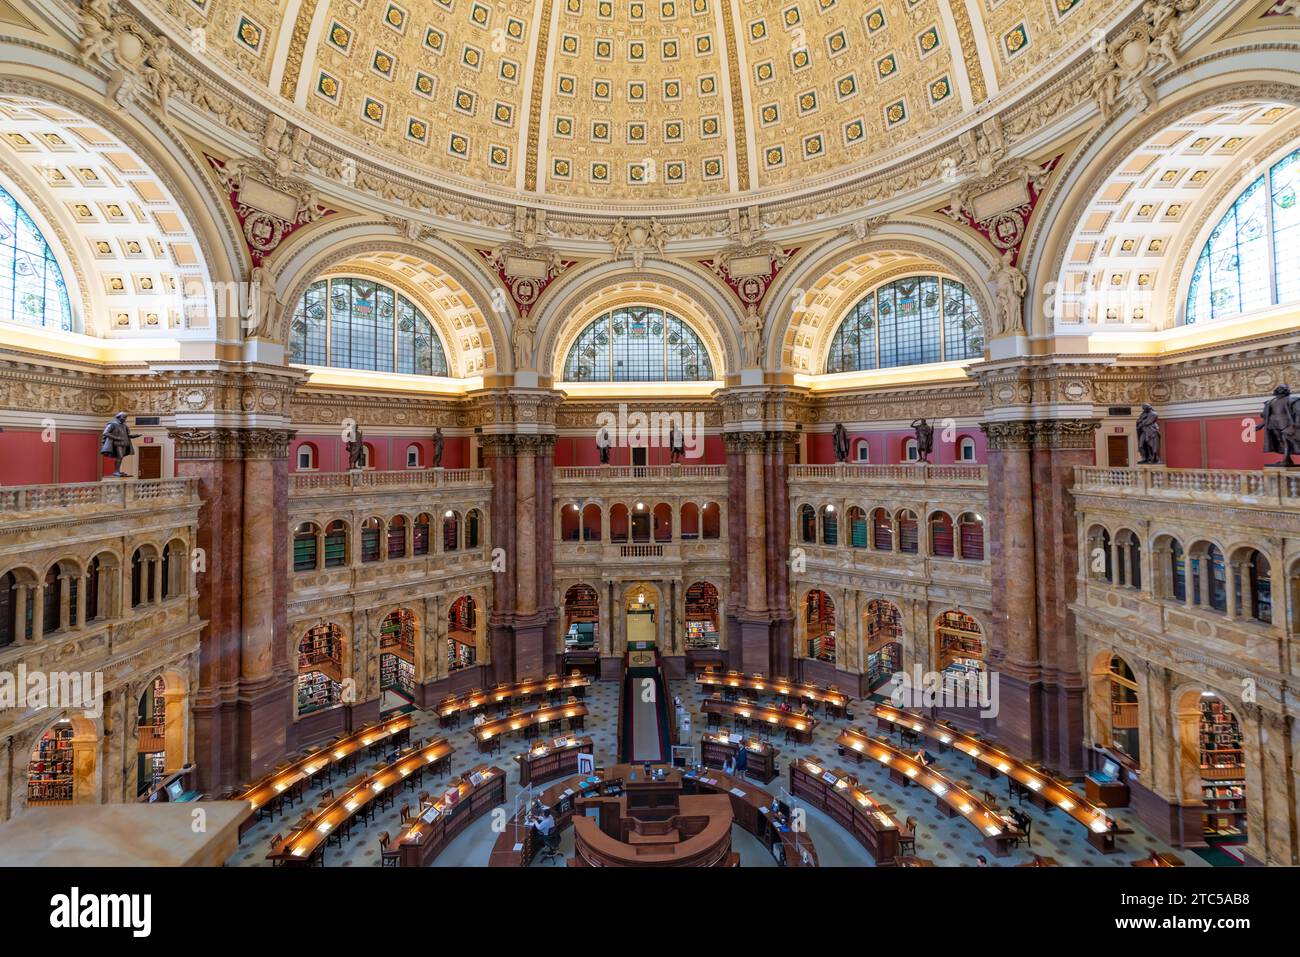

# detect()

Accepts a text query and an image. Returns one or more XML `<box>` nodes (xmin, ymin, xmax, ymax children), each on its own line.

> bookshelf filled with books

<box><xmin>685</xmin><ymin>580</ymin><xmax>720</xmax><ymax>648</ymax></box>
<box><xmin>297</xmin><ymin>670</ymin><xmax>343</xmax><ymax>715</ymax></box>
<box><xmin>380</xmin><ymin>652</ymin><xmax>416</xmax><ymax>700</ymax></box>
<box><xmin>28</xmin><ymin>724</ymin><xmax>74</xmax><ymax>805</ymax></box>
<box><xmin>1199</xmin><ymin>695</ymin><xmax>1245</xmax><ymax>836</ymax></box>
<box><xmin>805</xmin><ymin>589</ymin><xmax>836</xmax><ymax>663</ymax></box>
<box><xmin>936</xmin><ymin>610</ymin><xmax>984</xmax><ymax>677</ymax></box>
<box><xmin>380</xmin><ymin>609</ymin><xmax>417</xmax><ymax>661</ymax></box>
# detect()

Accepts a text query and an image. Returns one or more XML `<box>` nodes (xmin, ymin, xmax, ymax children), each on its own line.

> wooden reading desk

<box><xmin>836</xmin><ymin>726</ymin><xmax>1025</xmax><ymax>857</ymax></box>
<box><xmin>872</xmin><ymin>704</ymin><xmax>1126</xmax><ymax>853</ymax></box>
<box><xmin>789</xmin><ymin>756</ymin><xmax>901</xmax><ymax>864</ymax></box>
<box><xmin>437</xmin><ymin>675</ymin><xmax>589</xmax><ymax>724</ymax></box>
<box><xmin>266</xmin><ymin>736</ymin><xmax>454</xmax><ymax>865</ymax></box>
<box><xmin>396</xmin><ymin>763</ymin><xmax>508</xmax><ymax>866</ymax></box>
<box><xmin>238</xmin><ymin>715</ymin><xmax>414</xmax><ymax>836</ymax></box>
<box><xmin>1132</xmin><ymin>852</ymin><xmax>1185</xmax><ymax>867</ymax></box>
<box><xmin>514</xmin><ymin>734</ymin><xmax>593</xmax><ymax>787</ymax></box>
<box><xmin>700</xmin><ymin>695</ymin><xmax>817</xmax><ymax>743</ymax></box>
<box><xmin>473</xmin><ymin>701</ymin><xmax>588</xmax><ymax>751</ymax></box>
<box><xmin>697</xmin><ymin>671</ymin><xmax>849</xmax><ymax>716</ymax></box>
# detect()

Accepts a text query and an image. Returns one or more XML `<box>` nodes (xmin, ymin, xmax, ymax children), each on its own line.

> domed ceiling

<box><xmin>142</xmin><ymin>0</ymin><xmax>1123</xmax><ymax>204</ymax></box>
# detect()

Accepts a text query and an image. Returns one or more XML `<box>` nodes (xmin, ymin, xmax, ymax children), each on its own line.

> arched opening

<box><xmin>442</xmin><ymin>510</ymin><xmax>460</xmax><ymax>552</ymax></box>
<box><xmin>0</xmin><ymin>570</ymin><xmax>15</xmax><ymax>647</ymax></box>
<box><xmin>1153</xmin><ymin>534</ymin><xmax>1185</xmax><ymax>601</ymax></box>
<box><xmin>684</xmin><ymin>581</ymin><xmax>721</xmax><ymax>649</ymax></box>
<box><xmin>804</xmin><ymin>589</ymin><xmax>836</xmax><ymax>663</ymax></box>
<box><xmin>85</xmin><ymin>552</ymin><xmax>116</xmax><ymax>622</ymax></box>
<box><xmin>847</xmin><ymin>506</ymin><xmax>867</xmax><ymax>548</ymax></box>
<box><xmin>293</xmin><ymin>522</ymin><xmax>321</xmax><ymax>571</ymax></box>
<box><xmin>701</xmin><ymin>502</ymin><xmax>721</xmax><ymax>540</ymax></box>
<box><xmin>610</xmin><ymin>503</ymin><xmax>630</xmax><ymax>543</ymax></box>
<box><xmin>297</xmin><ymin>623</ymin><xmax>346</xmax><ymax>716</ymax></box>
<box><xmin>798</xmin><ymin>504</ymin><xmax>816</xmax><ymax>544</ymax></box>
<box><xmin>929</xmin><ymin>511</ymin><xmax>955</xmax><ymax>558</ymax></box>
<box><xmin>447</xmin><ymin>596</ymin><xmax>477</xmax><ymax>671</ymax></box>
<box><xmin>1104</xmin><ymin>655</ymin><xmax>1140</xmax><ymax>763</ymax></box>
<box><xmin>28</xmin><ymin>717</ymin><xmax>97</xmax><ymax>806</ymax></box>
<box><xmin>413</xmin><ymin>513</ymin><xmax>431</xmax><ymax>556</ymax></box>
<box><xmin>1087</xmin><ymin>525</ymin><xmax>1114</xmax><ymax>583</ymax></box>
<box><xmin>582</xmin><ymin>503</ymin><xmax>602</xmax><ymax>541</ymax></box>
<box><xmin>379</xmin><ymin>609</ymin><xmax>417</xmax><ymax>713</ymax></box>
<box><xmin>820</xmin><ymin>505</ymin><xmax>838</xmax><ymax>545</ymax></box>
<box><xmin>360</xmin><ymin>517</ymin><xmax>383</xmax><ymax>563</ymax></box>
<box><xmin>296</xmin><ymin>443</ymin><xmax>317</xmax><ymax>471</ymax></box>
<box><xmin>630</xmin><ymin>501</ymin><xmax>651</xmax><ymax>543</ymax></box>
<box><xmin>896</xmin><ymin>509</ymin><xmax>919</xmax><ymax>554</ymax></box>
<box><xmin>957</xmin><ymin>512</ymin><xmax>984</xmax><ymax>561</ymax></box>
<box><xmin>135</xmin><ymin>671</ymin><xmax>187</xmax><ymax>797</ymax></box>
<box><xmin>130</xmin><ymin>546</ymin><xmax>160</xmax><ymax>609</ymax></box>
<box><xmin>653</xmin><ymin>502</ymin><xmax>673</xmax><ymax>542</ymax></box>
<box><xmin>42</xmin><ymin>564</ymin><xmax>61</xmax><ymax>635</ymax></box>
<box><xmin>561</xmin><ymin>503</ymin><xmax>581</xmax><ymax>541</ymax></box>
<box><xmin>935</xmin><ymin>610</ymin><xmax>984</xmax><ymax>679</ymax></box>
<box><xmin>564</xmin><ymin>584</ymin><xmax>599</xmax><ymax>650</ymax></box>
<box><xmin>1229</xmin><ymin>547</ymin><xmax>1271</xmax><ymax>624</ymax></box>
<box><xmin>1188</xmin><ymin>541</ymin><xmax>1227</xmax><ymax>613</ymax></box>
<box><xmin>680</xmin><ymin>502</ymin><xmax>700</xmax><ymax>540</ymax></box>
<box><xmin>361</xmin><ymin>443</ymin><xmax>375</xmax><ymax>469</ymax></box>
<box><xmin>864</xmin><ymin>599</ymin><xmax>902</xmax><ymax>692</ymax></box>
<box><xmin>466</xmin><ymin>509</ymin><xmax>482</xmax><ymax>549</ymax></box>
<box><xmin>957</xmin><ymin>436</ymin><xmax>976</xmax><ymax>462</ymax></box>
<box><xmin>854</xmin><ymin>439</ymin><xmax>870</xmax><ymax>463</ymax></box>
<box><xmin>324</xmin><ymin>520</ymin><xmax>349</xmax><ymax>567</ymax></box>
<box><xmin>1115</xmin><ymin>529</ymin><xmax>1141</xmax><ymax>588</ymax></box>
<box><xmin>624</xmin><ymin>582</ymin><xmax>658</xmax><ymax>648</ymax></box>
<box><xmin>387</xmin><ymin>515</ymin><xmax>408</xmax><ymax>559</ymax></box>
<box><xmin>406</xmin><ymin>443</ymin><xmax>423</xmax><ymax>468</ymax></box>
<box><xmin>903</xmin><ymin>438</ymin><xmax>919</xmax><ymax>462</ymax></box>
<box><xmin>1177</xmin><ymin>690</ymin><xmax>1247</xmax><ymax>847</ymax></box>
<box><xmin>871</xmin><ymin>508</ymin><xmax>893</xmax><ymax>550</ymax></box>
<box><xmin>162</xmin><ymin>540</ymin><xmax>185</xmax><ymax>599</ymax></box>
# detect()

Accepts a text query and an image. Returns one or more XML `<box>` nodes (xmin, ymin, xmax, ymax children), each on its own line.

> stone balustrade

<box><xmin>1074</xmin><ymin>465</ymin><xmax>1300</xmax><ymax>508</ymax></box>
<box><xmin>553</xmin><ymin>464</ymin><xmax>726</xmax><ymax>482</ymax></box>
<box><xmin>788</xmin><ymin>463</ymin><xmax>987</xmax><ymax>485</ymax></box>
<box><xmin>290</xmin><ymin>467</ymin><xmax>491</xmax><ymax>495</ymax></box>
<box><xmin>0</xmin><ymin>478</ymin><xmax>199</xmax><ymax>520</ymax></box>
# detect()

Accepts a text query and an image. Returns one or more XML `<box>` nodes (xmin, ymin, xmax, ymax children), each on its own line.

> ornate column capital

<box><xmin>513</xmin><ymin>433</ymin><xmax>556</xmax><ymax>454</ymax></box>
<box><xmin>980</xmin><ymin>418</ymin><xmax>1099</xmax><ymax>451</ymax></box>
<box><xmin>167</xmin><ymin>427</ymin><xmax>296</xmax><ymax>460</ymax></box>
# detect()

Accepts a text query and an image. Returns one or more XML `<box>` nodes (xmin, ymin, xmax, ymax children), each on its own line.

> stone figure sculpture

<box><xmin>1257</xmin><ymin>384</ymin><xmax>1300</xmax><ymax>466</ymax></box>
<box><xmin>669</xmin><ymin>424</ymin><xmax>685</xmax><ymax>463</ymax></box>
<box><xmin>596</xmin><ymin>425</ymin><xmax>611</xmax><ymax>465</ymax></box>
<box><xmin>100</xmin><ymin>412</ymin><xmax>140</xmax><ymax>477</ymax></box>
<box><xmin>1136</xmin><ymin>404</ymin><xmax>1161</xmax><ymax>465</ymax></box>
<box><xmin>832</xmin><ymin>422</ymin><xmax>850</xmax><ymax>463</ymax></box>
<box><xmin>433</xmin><ymin>427</ymin><xmax>444</xmax><ymax>469</ymax></box>
<box><xmin>989</xmin><ymin>250</ymin><xmax>1028</xmax><ymax>336</ymax></box>
<box><xmin>345</xmin><ymin>426</ymin><xmax>365</xmax><ymax>470</ymax></box>
<box><xmin>911</xmin><ymin>418</ymin><xmax>934</xmax><ymax>463</ymax></box>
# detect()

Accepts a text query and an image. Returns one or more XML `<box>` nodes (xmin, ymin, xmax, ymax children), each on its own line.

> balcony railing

<box><xmin>1074</xmin><ymin>467</ymin><xmax>1300</xmax><ymax>507</ymax></box>
<box><xmin>553</xmin><ymin>465</ymin><xmax>726</xmax><ymax>482</ymax></box>
<box><xmin>0</xmin><ymin>478</ymin><xmax>198</xmax><ymax>516</ymax></box>
<box><xmin>291</xmin><ymin>468</ymin><xmax>492</xmax><ymax>494</ymax></box>
<box><xmin>788</xmin><ymin>464</ymin><xmax>987</xmax><ymax>485</ymax></box>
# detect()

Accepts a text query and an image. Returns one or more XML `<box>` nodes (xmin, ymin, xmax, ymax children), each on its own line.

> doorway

<box><xmin>624</xmin><ymin>583</ymin><xmax>658</xmax><ymax>650</ymax></box>
<box><xmin>138</xmin><ymin>445</ymin><xmax>162</xmax><ymax>479</ymax></box>
<box><xmin>1106</xmin><ymin>435</ymin><xmax>1129</xmax><ymax>468</ymax></box>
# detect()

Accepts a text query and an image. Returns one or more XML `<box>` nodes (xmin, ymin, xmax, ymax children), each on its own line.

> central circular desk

<box><xmin>489</xmin><ymin>763</ymin><xmax>817</xmax><ymax>867</ymax></box>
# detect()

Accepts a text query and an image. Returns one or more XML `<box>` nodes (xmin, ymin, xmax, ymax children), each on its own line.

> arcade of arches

<box><xmin>0</xmin><ymin>1</ymin><xmax>1299</xmax><ymax>870</ymax></box>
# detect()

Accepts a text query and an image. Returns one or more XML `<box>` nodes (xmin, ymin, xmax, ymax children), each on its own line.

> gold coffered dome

<box><xmin>140</xmin><ymin>0</ymin><xmax>1125</xmax><ymax>204</ymax></box>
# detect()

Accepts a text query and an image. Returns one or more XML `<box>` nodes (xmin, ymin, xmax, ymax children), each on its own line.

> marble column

<box><xmin>515</xmin><ymin>442</ymin><xmax>537</xmax><ymax>616</ymax></box>
<box><xmin>483</xmin><ymin>435</ymin><xmax>517</xmax><ymax>683</ymax></box>
<box><xmin>162</xmin><ymin>687</ymin><xmax>187</xmax><ymax>772</ymax></box>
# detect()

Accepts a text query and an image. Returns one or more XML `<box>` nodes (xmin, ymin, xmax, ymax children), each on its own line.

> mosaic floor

<box><xmin>227</xmin><ymin>675</ymin><xmax>1207</xmax><ymax>867</ymax></box>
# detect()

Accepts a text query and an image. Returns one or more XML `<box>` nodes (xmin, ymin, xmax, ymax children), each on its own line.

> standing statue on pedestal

<box><xmin>596</xmin><ymin>425</ymin><xmax>612</xmax><ymax>465</ymax></box>
<box><xmin>911</xmin><ymin>418</ymin><xmax>934</xmax><ymax>463</ymax></box>
<box><xmin>432</xmin><ymin>427</ymin><xmax>444</xmax><ymax>469</ymax></box>
<box><xmin>100</xmin><ymin>412</ymin><xmax>140</xmax><ymax>477</ymax></box>
<box><xmin>1136</xmin><ymin>404</ymin><xmax>1161</xmax><ymax>465</ymax></box>
<box><xmin>1257</xmin><ymin>384</ymin><xmax>1300</xmax><ymax>466</ymax></box>
<box><xmin>831</xmin><ymin>422</ymin><xmax>850</xmax><ymax>463</ymax></box>
<box><xmin>669</xmin><ymin>424</ymin><xmax>685</xmax><ymax>464</ymax></box>
<box><xmin>345</xmin><ymin>426</ymin><xmax>366</xmax><ymax>470</ymax></box>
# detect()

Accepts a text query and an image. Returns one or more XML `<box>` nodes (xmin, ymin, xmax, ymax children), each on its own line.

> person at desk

<box><xmin>733</xmin><ymin>740</ymin><xmax>749</xmax><ymax>779</ymax></box>
<box><xmin>975</xmin><ymin>855</ymin><xmax>988</xmax><ymax>867</ymax></box>
<box><xmin>778</xmin><ymin>699</ymin><xmax>792</xmax><ymax>713</ymax></box>
<box><xmin>797</xmin><ymin>702</ymin><xmax>812</xmax><ymax>718</ymax></box>
<box><xmin>533</xmin><ymin>808</ymin><xmax>556</xmax><ymax>841</ymax></box>
<box><xmin>913</xmin><ymin>749</ymin><xmax>929</xmax><ymax>767</ymax></box>
<box><xmin>472</xmin><ymin>712</ymin><xmax>487</xmax><ymax>729</ymax></box>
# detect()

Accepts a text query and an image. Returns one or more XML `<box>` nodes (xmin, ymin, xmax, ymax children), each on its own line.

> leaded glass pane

<box><xmin>0</xmin><ymin>184</ymin><xmax>73</xmax><ymax>331</ymax></box>
<box><xmin>562</xmin><ymin>306</ymin><xmax>712</xmax><ymax>381</ymax></box>
<box><xmin>1272</xmin><ymin>149</ymin><xmax>1300</xmax><ymax>306</ymax></box>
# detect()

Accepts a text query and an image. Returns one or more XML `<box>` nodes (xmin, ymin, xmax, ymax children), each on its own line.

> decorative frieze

<box><xmin>981</xmin><ymin>419</ymin><xmax>1100</xmax><ymax>452</ymax></box>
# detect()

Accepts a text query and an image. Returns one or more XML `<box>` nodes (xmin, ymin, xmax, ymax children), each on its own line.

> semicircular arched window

<box><xmin>825</xmin><ymin>275</ymin><xmax>982</xmax><ymax>374</ymax></box>
<box><xmin>289</xmin><ymin>277</ymin><xmax>449</xmax><ymax>376</ymax></box>
<box><xmin>1184</xmin><ymin>147</ymin><xmax>1299</xmax><ymax>325</ymax></box>
<box><xmin>563</xmin><ymin>305</ymin><xmax>714</xmax><ymax>382</ymax></box>
<box><xmin>0</xmin><ymin>184</ymin><xmax>73</xmax><ymax>331</ymax></box>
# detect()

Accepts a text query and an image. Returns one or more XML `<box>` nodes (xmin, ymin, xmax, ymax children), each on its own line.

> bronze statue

<box><xmin>1257</xmin><ymin>385</ymin><xmax>1300</xmax><ymax>467</ymax></box>
<box><xmin>596</xmin><ymin>425</ymin><xmax>611</xmax><ymax>465</ymax></box>
<box><xmin>669</xmin><ymin>424</ymin><xmax>685</xmax><ymax>463</ymax></box>
<box><xmin>831</xmin><ymin>423</ymin><xmax>850</xmax><ymax>463</ymax></box>
<box><xmin>433</xmin><ymin>427</ymin><xmax>444</xmax><ymax>469</ymax></box>
<box><xmin>1136</xmin><ymin>404</ymin><xmax>1161</xmax><ymax>465</ymax></box>
<box><xmin>99</xmin><ymin>412</ymin><xmax>140</xmax><ymax>477</ymax></box>
<box><xmin>911</xmin><ymin>418</ymin><xmax>934</xmax><ymax>463</ymax></box>
<box><xmin>345</xmin><ymin>426</ymin><xmax>365</xmax><ymax>470</ymax></box>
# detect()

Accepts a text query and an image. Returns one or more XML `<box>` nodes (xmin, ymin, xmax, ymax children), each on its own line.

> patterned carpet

<box><xmin>226</xmin><ymin>674</ymin><xmax>1205</xmax><ymax>867</ymax></box>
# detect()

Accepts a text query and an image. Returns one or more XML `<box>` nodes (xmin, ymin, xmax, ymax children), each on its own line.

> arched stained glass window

<box><xmin>825</xmin><ymin>275</ymin><xmax>982</xmax><ymax>373</ymax></box>
<box><xmin>0</xmin><ymin>184</ymin><xmax>73</xmax><ymax>331</ymax></box>
<box><xmin>562</xmin><ymin>306</ymin><xmax>714</xmax><ymax>381</ymax></box>
<box><xmin>1185</xmin><ymin>147</ymin><xmax>1300</xmax><ymax>324</ymax></box>
<box><xmin>289</xmin><ymin>277</ymin><xmax>449</xmax><ymax>376</ymax></box>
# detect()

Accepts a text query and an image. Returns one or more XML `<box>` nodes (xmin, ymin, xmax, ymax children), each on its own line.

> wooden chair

<box><xmin>400</xmin><ymin>803</ymin><xmax>412</xmax><ymax>826</ymax></box>
<box><xmin>268</xmin><ymin>832</ymin><xmax>285</xmax><ymax>866</ymax></box>
<box><xmin>898</xmin><ymin>817</ymin><xmax>918</xmax><ymax>856</ymax></box>
<box><xmin>378</xmin><ymin>831</ymin><xmax>400</xmax><ymax>867</ymax></box>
